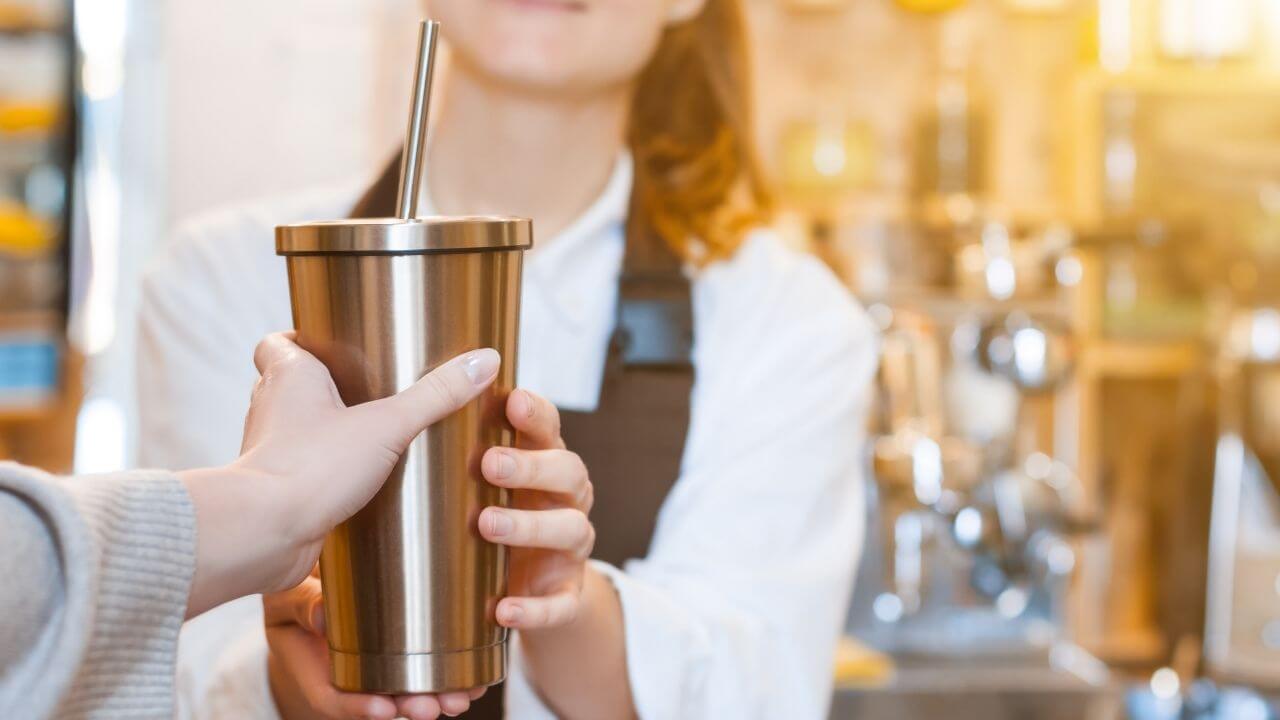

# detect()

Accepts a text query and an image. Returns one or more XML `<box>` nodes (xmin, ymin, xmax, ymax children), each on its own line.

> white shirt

<box><xmin>138</xmin><ymin>155</ymin><xmax>878</xmax><ymax>719</ymax></box>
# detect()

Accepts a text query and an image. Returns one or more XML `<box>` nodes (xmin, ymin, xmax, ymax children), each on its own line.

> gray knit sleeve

<box><xmin>0</xmin><ymin>461</ymin><xmax>197</xmax><ymax>719</ymax></box>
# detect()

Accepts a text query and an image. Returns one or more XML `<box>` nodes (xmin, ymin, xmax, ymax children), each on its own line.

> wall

<box><xmin>746</xmin><ymin>0</ymin><xmax>1080</xmax><ymax>223</ymax></box>
<box><xmin>162</xmin><ymin>0</ymin><xmax>419</xmax><ymax>226</ymax></box>
<box><xmin>80</xmin><ymin>0</ymin><xmax>421</xmax><ymax>470</ymax></box>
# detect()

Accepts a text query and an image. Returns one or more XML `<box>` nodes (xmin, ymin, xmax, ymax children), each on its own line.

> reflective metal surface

<box><xmin>395</xmin><ymin>20</ymin><xmax>439</xmax><ymax>220</ymax></box>
<box><xmin>977</xmin><ymin>312</ymin><xmax>1074</xmax><ymax>394</ymax></box>
<box><xmin>276</xmin><ymin>216</ymin><xmax>531</xmax><ymax>254</ymax></box>
<box><xmin>277</xmin><ymin>217</ymin><xmax>530</xmax><ymax>693</ymax></box>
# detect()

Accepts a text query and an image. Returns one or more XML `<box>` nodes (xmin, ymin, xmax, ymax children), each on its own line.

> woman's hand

<box><xmin>478</xmin><ymin>389</ymin><xmax>596</xmax><ymax>634</ymax></box>
<box><xmin>257</xmin><ymin>387</ymin><xmax>594</xmax><ymax>720</ymax></box>
<box><xmin>180</xmin><ymin>332</ymin><xmax>500</xmax><ymax>617</ymax></box>
<box><xmin>264</xmin><ymin>572</ymin><xmax>485</xmax><ymax>720</ymax></box>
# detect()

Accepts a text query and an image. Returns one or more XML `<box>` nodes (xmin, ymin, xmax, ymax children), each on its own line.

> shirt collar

<box><xmin>420</xmin><ymin>152</ymin><xmax>634</xmax><ymax>329</ymax></box>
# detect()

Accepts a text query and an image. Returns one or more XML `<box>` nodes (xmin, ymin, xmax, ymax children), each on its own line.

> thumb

<box><xmin>355</xmin><ymin>349</ymin><xmax>500</xmax><ymax>439</ymax></box>
<box><xmin>263</xmin><ymin>576</ymin><xmax>326</xmax><ymax>636</ymax></box>
<box><xmin>252</xmin><ymin>331</ymin><xmax>304</xmax><ymax>375</ymax></box>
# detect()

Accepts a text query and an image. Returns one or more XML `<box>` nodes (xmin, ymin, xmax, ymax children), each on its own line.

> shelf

<box><xmin>877</xmin><ymin>287</ymin><xmax>1071</xmax><ymax>322</ymax></box>
<box><xmin>0</xmin><ymin>22</ymin><xmax>59</xmax><ymax>36</ymax></box>
<box><xmin>0</xmin><ymin>5</ymin><xmax>63</xmax><ymax>36</ymax></box>
<box><xmin>1078</xmin><ymin>340</ymin><xmax>1203</xmax><ymax>378</ymax></box>
<box><xmin>0</xmin><ymin>308</ymin><xmax>59</xmax><ymax>327</ymax></box>
<box><xmin>1077</xmin><ymin>67</ymin><xmax>1280</xmax><ymax>97</ymax></box>
<box><xmin>0</xmin><ymin>102</ymin><xmax>59</xmax><ymax>134</ymax></box>
<box><xmin>0</xmin><ymin>310</ymin><xmax>61</xmax><ymax>420</ymax></box>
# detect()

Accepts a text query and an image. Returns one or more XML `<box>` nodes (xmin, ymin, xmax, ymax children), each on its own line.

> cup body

<box><xmin>276</xmin><ymin>217</ymin><xmax>530</xmax><ymax>693</ymax></box>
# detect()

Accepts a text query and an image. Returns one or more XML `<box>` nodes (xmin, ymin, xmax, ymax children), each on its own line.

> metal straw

<box><xmin>395</xmin><ymin>20</ymin><xmax>441</xmax><ymax>220</ymax></box>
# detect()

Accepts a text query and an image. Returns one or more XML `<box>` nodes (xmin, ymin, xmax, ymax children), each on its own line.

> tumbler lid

<box><xmin>276</xmin><ymin>216</ymin><xmax>532</xmax><ymax>256</ymax></box>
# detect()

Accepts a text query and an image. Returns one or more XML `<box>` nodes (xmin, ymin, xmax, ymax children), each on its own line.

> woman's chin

<box><xmin>457</xmin><ymin>44</ymin><xmax>610</xmax><ymax>97</ymax></box>
<box><xmin>489</xmin><ymin>0</ymin><xmax>589</xmax><ymax>14</ymax></box>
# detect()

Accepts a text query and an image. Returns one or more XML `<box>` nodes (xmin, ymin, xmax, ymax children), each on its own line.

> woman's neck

<box><xmin>427</xmin><ymin>62</ymin><xmax>630</xmax><ymax>240</ymax></box>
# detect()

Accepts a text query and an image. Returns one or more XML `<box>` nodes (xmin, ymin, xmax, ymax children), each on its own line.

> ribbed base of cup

<box><xmin>330</xmin><ymin>642</ymin><xmax>506</xmax><ymax>694</ymax></box>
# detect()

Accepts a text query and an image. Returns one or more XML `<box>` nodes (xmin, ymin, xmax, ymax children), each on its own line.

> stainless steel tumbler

<box><xmin>276</xmin><ymin>216</ymin><xmax>531</xmax><ymax>694</ymax></box>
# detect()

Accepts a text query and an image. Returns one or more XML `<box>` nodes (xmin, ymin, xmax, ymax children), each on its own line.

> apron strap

<box><xmin>614</xmin><ymin>187</ymin><xmax>695</xmax><ymax>369</ymax></box>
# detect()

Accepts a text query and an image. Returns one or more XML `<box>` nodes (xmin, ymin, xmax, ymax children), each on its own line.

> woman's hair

<box><xmin>353</xmin><ymin>0</ymin><xmax>769</xmax><ymax>265</ymax></box>
<box><xmin>627</xmin><ymin>0</ymin><xmax>770</xmax><ymax>264</ymax></box>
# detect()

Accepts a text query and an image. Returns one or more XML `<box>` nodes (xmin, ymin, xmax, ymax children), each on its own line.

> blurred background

<box><xmin>4</xmin><ymin>0</ymin><xmax>1280</xmax><ymax>717</ymax></box>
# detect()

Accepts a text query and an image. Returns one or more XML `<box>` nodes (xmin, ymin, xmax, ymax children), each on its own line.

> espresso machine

<box><xmin>852</xmin><ymin>304</ymin><xmax>1087</xmax><ymax>658</ymax></box>
<box><xmin>1204</xmin><ymin>306</ymin><xmax>1280</xmax><ymax>691</ymax></box>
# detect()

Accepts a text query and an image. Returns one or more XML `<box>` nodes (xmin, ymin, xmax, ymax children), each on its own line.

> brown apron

<box><xmin>351</xmin><ymin>163</ymin><xmax>693</xmax><ymax>717</ymax></box>
<box><xmin>464</xmin><ymin>214</ymin><xmax>695</xmax><ymax>718</ymax></box>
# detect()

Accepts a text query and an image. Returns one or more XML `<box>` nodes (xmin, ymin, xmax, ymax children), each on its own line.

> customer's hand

<box><xmin>259</xmin><ymin>388</ymin><xmax>593</xmax><ymax>720</ymax></box>
<box><xmin>478</xmin><ymin>389</ymin><xmax>596</xmax><ymax>635</ymax></box>
<box><xmin>179</xmin><ymin>332</ymin><xmax>500</xmax><ymax>617</ymax></box>
<box><xmin>264</xmin><ymin>571</ymin><xmax>486</xmax><ymax>720</ymax></box>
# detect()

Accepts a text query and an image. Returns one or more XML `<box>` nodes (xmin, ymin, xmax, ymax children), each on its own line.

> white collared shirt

<box><xmin>138</xmin><ymin>155</ymin><xmax>878</xmax><ymax>719</ymax></box>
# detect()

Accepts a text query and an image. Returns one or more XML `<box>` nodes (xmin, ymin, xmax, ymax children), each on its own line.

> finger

<box><xmin>479</xmin><ymin>507</ymin><xmax>594</xmax><ymax>556</ymax></box>
<box><xmin>507</xmin><ymin>389</ymin><xmax>565</xmax><ymax>450</ymax></box>
<box><xmin>438</xmin><ymin>691</ymin><xmax>473</xmax><ymax>717</ymax></box>
<box><xmin>333</xmin><ymin>689</ymin><xmax>396</xmax><ymax>720</ymax></box>
<box><xmin>356</xmin><ymin>349</ymin><xmax>500</xmax><ymax>440</ymax></box>
<box><xmin>394</xmin><ymin>694</ymin><xmax>442</xmax><ymax>720</ymax></box>
<box><xmin>469</xmin><ymin>687</ymin><xmax>487</xmax><ymax>701</ymax></box>
<box><xmin>496</xmin><ymin>591</ymin><xmax>581</xmax><ymax>630</ymax></box>
<box><xmin>264</xmin><ymin>576</ymin><xmax>325</xmax><ymax>634</ymax></box>
<box><xmin>253</xmin><ymin>332</ymin><xmax>308</xmax><ymax>375</ymax></box>
<box><xmin>269</xmin><ymin>627</ymin><xmax>397</xmax><ymax>720</ymax></box>
<box><xmin>482</xmin><ymin>448</ymin><xmax>592</xmax><ymax>509</ymax></box>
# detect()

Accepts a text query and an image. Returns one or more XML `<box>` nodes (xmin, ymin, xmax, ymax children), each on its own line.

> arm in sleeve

<box><xmin>507</xmin><ymin>258</ymin><xmax>879</xmax><ymax>719</ymax></box>
<box><xmin>137</xmin><ymin>230</ymin><xmax>281</xmax><ymax>719</ymax></box>
<box><xmin>136</xmin><ymin>193</ymin><xmax>351</xmax><ymax>720</ymax></box>
<box><xmin>0</xmin><ymin>462</ymin><xmax>196</xmax><ymax>720</ymax></box>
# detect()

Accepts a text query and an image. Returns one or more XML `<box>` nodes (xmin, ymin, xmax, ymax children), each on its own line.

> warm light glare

<box><xmin>1104</xmin><ymin>141</ymin><xmax>1137</xmax><ymax>205</ymax></box>
<box><xmin>73</xmin><ymin>396</ymin><xmax>127</xmax><ymax>474</ymax></box>
<box><xmin>1012</xmin><ymin>327</ymin><xmax>1048</xmax><ymax>387</ymax></box>
<box><xmin>76</xmin><ymin>0</ymin><xmax>127</xmax><ymax>99</ymax></box>
<box><xmin>1055</xmin><ymin>256</ymin><xmax>1084</xmax><ymax>287</ymax></box>
<box><xmin>1262</xmin><ymin>619</ymin><xmax>1280</xmax><ymax>649</ymax></box>
<box><xmin>1099</xmin><ymin>0</ymin><xmax>1133</xmax><ymax>72</ymax></box>
<box><xmin>1025</xmin><ymin>451</ymin><xmax>1054</xmax><ymax>480</ymax></box>
<box><xmin>1047</xmin><ymin>543</ymin><xmax>1075</xmax><ymax>574</ymax></box>
<box><xmin>911</xmin><ymin>437</ymin><xmax>944</xmax><ymax>506</ymax></box>
<box><xmin>985</xmin><ymin>257</ymin><xmax>1017</xmax><ymax>300</ymax></box>
<box><xmin>812</xmin><ymin>134</ymin><xmax>848</xmax><ymax>178</ymax></box>
<box><xmin>873</xmin><ymin>593</ymin><xmax>905</xmax><ymax>623</ymax></box>
<box><xmin>1004</xmin><ymin>0</ymin><xmax>1069</xmax><ymax>10</ymax></box>
<box><xmin>996</xmin><ymin>587</ymin><xmax>1029</xmax><ymax>618</ymax></box>
<box><xmin>981</xmin><ymin>224</ymin><xmax>1017</xmax><ymax>300</ymax></box>
<box><xmin>75</xmin><ymin>0</ymin><xmax>126</xmax><ymax>55</ymax></box>
<box><xmin>1159</xmin><ymin>0</ymin><xmax>1252</xmax><ymax>61</ymax></box>
<box><xmin>1265</xmin><ymin>1</ymin><xmax>1280</xmax><ymax>67</ymax></box>
<box><xmin>1149</xmin><ymin>667</ymin><xmax>1180</xmax><ymax>700</ymax></box>
<box><xmin>955</xmin><ymin>507</ymin><xmax>983</xmax><ymax>546</ymax></box>
<box><xmin>81</xmin><ymin>168</ymin><xmax>121</xmax><ymax>354</ymax></box>
<box><xmin>72</xmin><ymin>0</ymin><xmax>129</xmax><ymax>356</ymax></box>
<box><xmin>82</xmin><ymin>57</ymin><xmax>124</xmax><ymax>101</ymax></box>
<box><xmin>1249</xmin><ymin>308</ymin><xmax>1280</xmax><ymax>361</ymax></box>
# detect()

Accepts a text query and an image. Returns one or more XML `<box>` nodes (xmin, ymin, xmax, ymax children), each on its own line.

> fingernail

<box><xmin>488</xmin><ymin>450</ymin><xmax>515</xmax><ymax>480</ymax></box>
<box><xmin>310</xmin><ymin>603</ymin><xmax>325</xmax><ymax>633</ymax></box>
<box><xmin>461</xmin><ymin>349</ymin><xmax>500</xmax><ymax>385</ymax></box>
<box><xmin>487</xmin><ymin>509</ymin><xmax>514</xmax><ymax>537</ymax></box>
<box><xmin>501</xmin><ymin>604</ymin><xmax>524</xmax><ymax>625</ymax></box>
